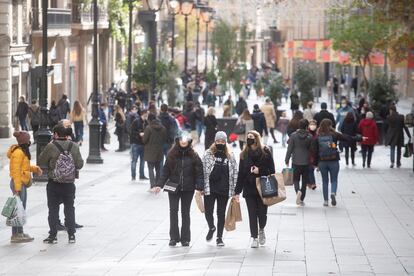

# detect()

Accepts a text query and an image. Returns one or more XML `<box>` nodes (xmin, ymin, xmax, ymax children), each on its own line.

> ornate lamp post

<box><xmin>195</xmin><ymin>3</ymin><xmax>203</xmax><ymax>79</ymax></box>
<box><xmin>126</xmin><ymin>0</ymin><xmax>136</xmax><ymax>111</ymax></box>
<box><xmin>180</xmin><ymin>0</ymin><xmax>194</xmax><ymax>73</ymax></box>
<box><xmin>201</xmin><ymin>6</ymin><xmax>214</xmax><ymax>74</ymax></box>
<box><xmin>167</xmin><ymin>0</ymin><xmax>180</xmax><ymax>65</ymax></box>
<box><xmin>86</xmin><ymin>0</ymin><xmax>103</xmax><ymax>164</ymax></box>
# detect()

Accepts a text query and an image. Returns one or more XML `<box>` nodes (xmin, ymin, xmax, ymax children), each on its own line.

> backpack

<box><xmin>53</xmin><ymin>141</ymin><xmax>76</xmax><ymax>183</ymax></box>
<box><xmin>318</xmin><ymin>135</ymin><xmax>338</xmax><ymax>161</ymax></box>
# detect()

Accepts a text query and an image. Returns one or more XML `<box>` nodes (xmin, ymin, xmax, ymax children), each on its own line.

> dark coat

<box><xmin>339</xmin><ymin>120</ymin><xmax>358</xmax><ymax>149</ymax></box>
<box><xmin>385</xmin><ymin>113</ymin><xmax>411</xmax><ymax>146</ymax></box>
<box><xmin>285</xmin><ymin>129</ymin><xmax>313</xmax><ymax>165</ymax></box>
<box><xmin>235</xmin><ymin>99</ymin><xmax>248</xmax><ymax>115</ymax></box>
<box><xmin>314</xmin><ymin>110</ymin><xmax>336</xmax><ymax>127</ymax></box>
<box><xmin>143</xmin><ymin>119</ymin><xmax>167</xmax><ymax>162</ymax></box>
<box><xmin>130</xmin><ymin>117</ymin><xmax>146</xmax><ymax>145</ymax></box>
<box><xmin>204</xmin><ymin>115</ymin><xmax>217</xmax><ymax>150</ymax></box>
<box><xmin>16</xmin><ymin>102</ymin><xmax>29</xmax><ymax>120</ymax></box>
<box><xmin>57</xmin><ymin>98</ymin><xmax>70</xmax><ymax>117</ymax></box>
<box><xmin>157</xmin><ymin>145</ymin><xmax>204</xmax><ymax>191</ymax></box>
<box><xmin>252</xmin><ymin>111</ymin><xmax>268</xmax><ymax>136</ymax></box>
<box><xmin>114</xmin><ymin>113</ymin><xmax>125</xmax><ymax>136</ymax></box>
<box><xmin>235</xmin><ymin>147</ymin><xmax>275</xmax><ymax>197</ymax></box>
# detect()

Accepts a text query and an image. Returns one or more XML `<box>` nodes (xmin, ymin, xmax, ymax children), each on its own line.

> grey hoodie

<box><xmin>285</xmin><ymin>129</ymin><xmax>313</xmax><ymax>165</ymax></box>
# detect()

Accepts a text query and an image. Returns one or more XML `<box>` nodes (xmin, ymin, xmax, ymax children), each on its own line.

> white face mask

<box><xmin>309</xmin><ymin>125</ymin><xmax>317</xmax><ymax>131</ymax></box>
<box><xmin>341</xmin><ymin>104</ymin><xmax>347</xmax><ymax>108</ymax></box>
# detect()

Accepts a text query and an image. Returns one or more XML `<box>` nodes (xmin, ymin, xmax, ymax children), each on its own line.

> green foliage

<box><xmin>265</xmin><ymin>73</ymin><xmax>284</xmax><ymax>107</ymax></box>
<box><xmin>176</xmin><ymin>14</ymin><xmax>198</xmax><ymax>49</ymax></box>
<box><xmin>238</xmin><ymin>24</ymin><xmax>247</xmax><ymax>63</ymax></box>
<box><xmin>133</xmin><ymin>48</ymin><xmax>154</xmax><ymax>89</ymax></box>
<box><xmin>108</xmin><ymin>0</ymin><xmax>140</xmax><ymax>43</ymax></box>
<box><xmin>158</xmin><ymin>64</ymin><xmax>179</xmax><ymax>106</ymax></box>
<box><xmin>368</xmin><ymin>73</ymin><xmax>399</xmax><ymax>113</ymax></box>
<box><xmin>295</xmin><ymin>65</ymin><xmax>317</xmax><ymax>108</ymax></box>
<box><xmin>205</xmin><ymin>70</ymin><xmax>217</xmax><ymax>84</ymax></box>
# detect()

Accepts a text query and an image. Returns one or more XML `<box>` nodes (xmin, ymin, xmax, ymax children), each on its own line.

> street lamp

<box><xmin>35</xmin><ymin>0</ymin><xmax>52</xmax><ymax>181</ymax></box>
<box><xmin>167</xmin><ymin>0</ymin><xmax>180</xmax><ymax>64</ymax></box>
<box><xmin>195</xmin><ymin>3</ymin><xmax>203</xmax><ymax>84</ymax></box>
<box><xmin>126</xmin><ymin>0</ymin><xmax>135</xmax><ymax>111</ymax></box>
<box><xmin>86</xmin><ymin>0</ymin><xmax>103</xmax><ymax>164</ymax></box>
<box><xmin>201</xmin><ymin>6</ymin><xmax>214</xmax><ymax>74</ymax></box>
<box><xmin>180</xmin><ymin>0</ymin><xmax>194</xmax><ymax>73</ymax></box>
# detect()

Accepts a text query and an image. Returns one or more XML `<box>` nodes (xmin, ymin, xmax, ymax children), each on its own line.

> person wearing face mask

<box><xmin>8</xmin><ymin>131</ymin><xmax>43</xmax><ymax>243</ymax></box>
<box><xmin>154</xmin><ymin>133</ymin><xmax>204</xmax><ymax>247</ymax></box>
<box><xmin>307</xmin><ymin>120</ymin><xmax>318</xmax><ymax>190</ymax></box>
<box><xmin>234</xmin><ymin>131</ymin><xmax>275</xmax><ymax>248</ymax></box>
<box><xmin>202</xmin><ymin>131</ymin><xmax>238</xmax><ymax>247</ymax></box>
<box><xmin>336</xmin><ymin>99</ymin><xmax>356</xmax><ymax>131</ymax></box>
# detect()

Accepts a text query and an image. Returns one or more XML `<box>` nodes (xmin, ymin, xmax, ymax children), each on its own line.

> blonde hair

<box><xmin>114</xmin><ymin>105</ymin><xmax>126</xmax><ymax>121</ymax></box>
<box><xmin>209</xmin><ymin>141</ymin><xmax>231</xmax><ymax>159</ymax></box>
<box><xmin>207</xmin><ymin>106</ymin><xmax>215</xmax><ymax>116</ymax></box>
<box><xmin>240</xmin><ymin>130</ymin><xmax>266</xmax><ymax>160</ymax></box>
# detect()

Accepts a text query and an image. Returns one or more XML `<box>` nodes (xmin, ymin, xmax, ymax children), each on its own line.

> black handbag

<box><xmin>163</xmin><ymin>180</ymin><xmax>180</xmax><ymax>193</ymax></box>
<box><xmin>233</xmin><ymin>124</ymin><xmax>246</xmax><ymax>135</ymax></box>
<box><xmin>259</xmin><ymin>175</ymin><xmax>278</xmax><ymax>198</ymax></box>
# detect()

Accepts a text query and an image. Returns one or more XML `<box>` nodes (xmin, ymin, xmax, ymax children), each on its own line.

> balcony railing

<box><xmin>32</xmin><ymin>8</ymin><xmax>72</xmax><ymax>31</ymax></box>
<box><xmin>72</xmin><ymin>2</ymin><xmax>108</xmax><ymax>25</ymax></box>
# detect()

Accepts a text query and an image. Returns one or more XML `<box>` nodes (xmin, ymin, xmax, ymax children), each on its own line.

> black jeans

<box><xmin>293</xmin><ymin>164</ymin><xmax>308</xmax><ymax>201</ymax></box>
<box><xmin>47</xmin><ymin>180</ymin><xmax>76</xmax><ymax>236</ymax></box>
<box><xmin>344</xmin><ymin>146</ymin><xmax>355</xmax><ymax>165</ymax></box>
<box><xmin>204</xmin><ymin>193</ymin><xmax>229</xmax><ymax>238</ymax></box>
<box><xmin>245</xmin><ymin>195</ymin><xmax>268</xmax><ymax>238</ymax></box>
<box><xmin>100</xmin><ymin>123</ymin><xmax>107</xmax><ymax>149</ymax></box>
<box><xmin>168</xmin><ymin>191</ymin><xmax>194</xmax><ymax>242</ymax></box>
<box><xmin>361</xmin><ymin>145</ymin><xmax>374</xmax><ymax>166</ymax></box>
<box><xmin>269</xmin><ymin>128</ymin><xmax>278</xmax><ymax>142</ymax></box>
<box><xmin>239</xmin><ymin>141</ymin><xmax>245</xmax><ymax>150</ymax></box>
<box><xmin>147</xmin><ymin>161</ymin><xmax>161</xmax><ymax>188</ymax></box>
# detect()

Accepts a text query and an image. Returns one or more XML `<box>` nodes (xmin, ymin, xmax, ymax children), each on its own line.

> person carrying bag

<box><xmin>255</xmin><ymin>173</ymin><xmax>287</xmax><ymax>206</ymax></box>
<box><xmin>224</xmin><ymin>198</ymin><xmax>242</xmax><ymax>231</ymax></box>
<box><xmin>202</xmin><ymin>131</ymin><xmax>238</xmax><ymax>247</ymax></box>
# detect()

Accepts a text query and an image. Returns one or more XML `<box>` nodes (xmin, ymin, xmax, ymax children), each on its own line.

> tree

<box><xmin>265</xmin><ymin>73</ymin><xmax>284</xmax><ymax>107</ymax></box>
<box><xmin>328</xmin><ymin>8</ymin><xmax>391</xmax><ymax>94</ymax></box>
<box><xmin>295</xmin><ymin>64</ymin><xmax>317</xmax><ymax>109</ymax></box>
<box><xmin>368</xmin><ymin>73</ymin><xmax>399</xmax><ymax>113</ymax></box>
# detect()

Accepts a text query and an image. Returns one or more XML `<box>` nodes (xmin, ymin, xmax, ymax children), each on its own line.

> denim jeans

<box><xmin>282</xmin><ymin>133</ymin><xmax>287</xmax><ymax>147</ymax></box>
<box><xmin>74</xmin><ymin>121</ymin><xmax>84</xmax><ymax>142</ymax></box>
<box><xmin>196</xmin><ymin>121</ymin><xmax>204</xmax><ymax>139</ymax></box>
<box><xmin>130</xmin><ymin>144</ymin><xmax>145</xmax><ymax>179</ymax></box>
<box><xmin>390</xmin><ymin>145</ymin><xmax>402</xmax><ymax>165</ymax></box>
<box><xmin>19</xmin><ymin>118</ymin><xmax>28</xmax><ymax>131</ymax></box>
<box><xmin>10</xmin><ymin>180</ymin><xmax>27</xmax><ymax>235</ymax></box>
<box><xmin>318</xmin><ymin>161</ymin><xmax>340</xmax><ymax>201</ymax></box>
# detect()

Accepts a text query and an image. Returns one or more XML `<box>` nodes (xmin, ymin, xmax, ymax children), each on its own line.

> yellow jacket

<box><xmin>7</xmin><ymin>145</ymin><xmax>40</xmax><ymax>192</ymax></box>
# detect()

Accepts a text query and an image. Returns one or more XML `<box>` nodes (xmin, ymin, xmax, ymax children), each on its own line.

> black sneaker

<box><xmin>169</xmin><ymin>240</ymin><xmax>177</xmax><ymax>247</ymax></box>
<box><xmin>75</xmin><ymin>223</ymin><xmax>83</xmax><ymax>229</ymax></box>
<box><xmin>139</xmin><ymin>176</ymin><xmax>149</xmax><ymax>180</ymax></box>
<box><xmin>181</xmin><ymin>241</ymin><xmax>190</xmax><ymax>247</ymax></box>
<box><xmin>43</xmin><ymin>235</ymin><xmax>57</xmax><ymax>244</ymax></box>
<box><xmin>331</xmin><ymin>194</ymin><xmax>337</xmax><ymax>207</ymax></box>
<box><xmin>216</xmin><ymin>237</ymin><xmax>225</xmax><ymax>247</ymax></box>
<box><xmin>56</xmin><ymin>223</ymin><xmax>66</xmax><ymax>231</ymax></box>
<box><xmin>206</xmin><ymin>227</ymin><xmax>216</xmax><ymax>241</ymax></box>
<box><xmin>68</xmin><ymin>235</ymin><xmax>76</xmax><ymax>244</ymax></box>
<box><xmin>131</xmin><ymin>177</ymin><xmax>136</xmax><ymax>181</ymax></box>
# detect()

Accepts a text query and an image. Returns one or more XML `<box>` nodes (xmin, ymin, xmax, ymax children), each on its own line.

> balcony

<box><xmin>72</xmin><ymin>2</ymin><xmax>109</xmax><ymax>30</ymax></box>
<box><xmin>32</xmin><ymin>8</ymin><xmax>72</xmax><ymax>37</ymax></box>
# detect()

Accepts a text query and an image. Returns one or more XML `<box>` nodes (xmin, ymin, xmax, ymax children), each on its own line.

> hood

<box><xmin>296</xmin><ymin>129</ymin><xmax>310</xmax><ymax>139</ymax></box>
<box><xmin>150</xmin><ymin>119</ymin><xmax>164</xmax><ymax>130</ymax></box>
<box><xmin>30</xmin><ymin>104</ymin><xmax>39</xmax><ymax>111</ymax></box>
<box><xmin>7</xmin><ymin>145</ymin><xmax>19</xmax><ymax>159</ymax></box>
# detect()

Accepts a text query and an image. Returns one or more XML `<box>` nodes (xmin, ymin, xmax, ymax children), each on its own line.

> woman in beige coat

<box><xmin>261</xmin><ymin>98</ymin><xmax>278</xmax><ymax>143</ymax></box>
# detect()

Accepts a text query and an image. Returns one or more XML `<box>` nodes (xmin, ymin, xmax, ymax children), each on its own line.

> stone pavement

<box><xmin>1</xmin><ymin>120</ymin><xmax>414</xmax><ymax>276</ymax></box>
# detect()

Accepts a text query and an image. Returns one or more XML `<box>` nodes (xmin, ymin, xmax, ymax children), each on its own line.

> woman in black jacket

<box><xmin>204</xmin><ymin>107</ymin><xmax>217</xmax><ymax>150</ymax></box>
<box><xmin>234</xmin><ymin>130</ymin><xmax>275</xmax><ymax>248</ymax></box>
<box><xmin>114</xmin><ymin>105</ymin><xmax>126</xmax><ymax>152</ymax></box>
<box><xmin>155</xmin><ymin>133</ymin><xmax>204</xmax><ymax>247</ymax></box>
<box><xmin>339</xmin><ymin>112</ymin><xmax>358</xmax><ymax>166</ymax></box>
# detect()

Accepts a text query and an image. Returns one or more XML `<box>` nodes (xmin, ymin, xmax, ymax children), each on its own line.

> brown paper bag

<box><xmin>232</xmin><ymin>198</ymin><xmax>242</xmax><ymax>222</ymax></box>
<box><xmin>225</xmin><ymin>198</ymin><xmax>241</xmax><ymax>231</ymax></box>
<box><xmin>256</xmin><ymin>173</ymin><xmax>287</xmax><ymax>206</ymax></box>
<box><xmin>194</xmin><ymin>192</ymin><xmax>205</xmax><ymax>213</ymax></box>
<box><xmin>282</xmin><ymin>168</ymin><xmax>294</xmax><ymax>186</ymax></box>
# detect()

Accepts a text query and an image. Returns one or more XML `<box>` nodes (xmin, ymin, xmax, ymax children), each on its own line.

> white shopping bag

<box><xmin>6</xmin><ymin>196</ymin><xmax>26</xmax><ymax>227</ymax></box>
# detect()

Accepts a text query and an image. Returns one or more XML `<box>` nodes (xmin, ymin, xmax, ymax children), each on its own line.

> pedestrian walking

<box><xmin>154</xmin><ymin>133</ymin><xmax>204</xmax><ymax>247</ymax></box>
<box><xmin>107</xmin><ymin>83</ymin><xmax>117</xmax><ymax>121</ymax></box>
<box><xmin>336</xmin><ymin>98</ymin><xmax>356</xmax><ymax>130</ymax></box>
<box><xmin>194</xmin><ymin>102</ymin><xmax>205</xmax><ymax>140</ymax></box>
<box><xmin>116</xmin><ymin>89</ymin><xmax>127</xmax><ymax>111</ymax></box>
<box><xmin>312</xmin><ymin>119</ymin><xmax>363</xmax><ymax>207</ymax></box>
<box><xmin>57</xmin><ymin>94</ymin><xmax>71</xmax><ymax>119</ymax></box>
<box><xmin>143</xmin><ymin>113</ymin><xmax>167</xmax><ymax>190</ymax></box>
<box><xmin>70</xmin><ymin>101</ymin><xmax>86</xmax><ymax>146</ymax></box>
<box><xmin>287</xmin><ymin>110</ymin><xmax>303</xmax><ymax>137</ymax></box>
<box><xmin>204</xmin><ymin>107</ymin><xmax>218</xmax><ymax>150</ymax></box>
<box><xmin>261</xmin><ymin>98</ymin><xmax>278</xmax><ymax>143</ymax></box>
<box><xmin>314</xmin><ymin>102</ymin><xmax>336</xmax><ymax>127</ymax></box>
<box><xmin>235</xmin><ymin>96</ymin><xmax>248</xmax><ymax>116</ymax></box>
<box><xmin>125</xmin><ymin>105</ymin><xmax>140</xmax><ymax>145</ymax></box>
<box><xmin>98</xmin><ymin>103</ymin><xmax>108</xmax><ymax>151</ymax></box>
<box><xmin>236</xmin><ymin>109</ymin><xmax>254</xmax><ymax>150</ymax></box>
<box><xmin>49</xmin><ymin>100</ymin><xmax>61</xmax><ymax>130</ymax></box>
<box><xmin>385</xmin><ymin>105</ymin><xmax>412</xmax><ymax>168</ymax></box>
<box><xmin>290</xmin><ymin>92</ymin><xmax>300</xmax><ymax>114</ymax></box>
<box><xmin>39</xmin><ymin>124</ymin><xmax>84</xmax><ymax>244</ymax></box>
<box><xmin>252</xmin><ymin>104</ymin><xmax>268</xmax><ymax>138</ymax></box>
<box><xmin>358</xmin><ymin>111</ymin><xmax>379</xmax><ymax>168</ymax></box>
<box><xmin>130</xmin><ymin>109</ymin><xmax>148</xmax><ymax>181</ymax></box>
<box><xmin>28</xmin><ymin>100</ymin><xmax>40</xmax><ymax>142</ymax></box>
<box><xmin>234</xmin><ymin>130</ymin><xmax>275</xmax><ymax>248</ymax></box>
<box><xmin>202</xmin><ymin>131</ymin><xmax>238</xmax><ymax>247</ymax></box>
<box><xmin>15</xmin><ymin>96</ymin><xmax>29</xmax><ymax>131</ymax></box>
<box><xmin>114</xmin><ymin>105</ymin><xmax>126</xmax><ymax>152</ymax></box>
<box><xmin>159</xmin><ymin>104</ymin><xmax>179</xmax><ymax>165</ymax></box>
<box><xmin>224</xmin><ymin>95</ymin><xmax>235</xmax><ymax>115</ymax></box>
<box><xmin>307</xmin><ymin>120</ymin><xmax>318</xmax><ymax>190</ymax></box>
<box><xmin>7</xmin><ymin>131</ymin><xmax>42</xmax><ymax>243</ymax></box>
<box><xmin>276</xmin><ymin>111</ymin><xmax>290</xmax><ymax>147</ymax></box>
<box><xmin>303</xmin><ymin>101</ymin><xmax>316</xmax><ymax>122</ymax></box>
<box><xmin>340</xmin><ymin>112</ymin><xmax>358</xmax><ymax>166</ymax></box>
<box><xmin>285</xmin><ymin>119</ymin><xmax>313</xmax><ymax>206</ymax></box>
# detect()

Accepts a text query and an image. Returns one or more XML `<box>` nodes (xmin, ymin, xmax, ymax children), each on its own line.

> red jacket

<box><xmin>358</xmin><ymin>118</ymin><xmax>379</xmax><ymax>145</ymax></box>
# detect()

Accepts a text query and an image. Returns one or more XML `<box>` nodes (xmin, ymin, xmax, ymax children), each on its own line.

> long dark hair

<box><xmin>318</xmin><ymin>119</ymin><xmax>336</xmax><ymax>136</ymax></box>
<box><xmin>166</xmin><ymin>143</ymin><xmax>198</xmax><ymax>171</ymax></box>
<box><xmin>344</xmin><ymin>112</ymin><xmax>354</xmax><ymax>123</ymax></box>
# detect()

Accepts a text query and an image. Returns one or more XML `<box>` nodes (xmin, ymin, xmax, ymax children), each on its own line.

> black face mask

<box><xmin>216</xmin><ymin>144</ymin><xmax>225</xmax><ymax>151</ymax></box>
<box><xmin>246</xmin><ymin>138</ymin><xmax>255</xmax><ymax>146</ymax></box>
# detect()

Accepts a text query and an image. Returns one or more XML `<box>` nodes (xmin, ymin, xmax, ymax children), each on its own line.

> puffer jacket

<box><xmin>8</xmin><ymin>145</ymin><xmax>40</xmax><ymax>192</ymax></box>
<box><xmin>359</xmin><ymin>118</ymin><xmax>379</xmax><ymax>145</ymax></box>
<box><xmin>285</xmin><ymin>129</ymin><xmax>313</xmax><ymax>165</ymax></box>
<box><xmin>143</xmin><ymin>119</ymin><xmax>167</xmax><ymax>163</ymax></box>
<box><xmin>157</xmin><ymin>145</ymin><xmax>204</xmax><ymax>192</ymax></box>
<box><xmin>202</xmin><ymin>148</ymin><xmax>238</xmax><ymax>197</ymax></box>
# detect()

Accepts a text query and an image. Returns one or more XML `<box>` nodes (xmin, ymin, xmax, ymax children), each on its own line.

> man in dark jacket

<box><xmin>16</xmin><ymin>96</ymin><xmax>29</xmax><ymax>131</ymax></box>
<box><xmin>159</xmin><ymin>104</ymin><xmax>178</xmax><ymax>166</ymax></box>
<box><xmin>57</xmin><ymin>94</ymin><xmax>70</xmax><ymax>119</ymax></box>
<box><xmin>39</xmin><ymin>124</ymin><xmax>84</xmax><ymax>244</ymax></box>
<box><xmin>385</xmin><ymin>105</ymin><xmax>412</xmax><ymax>168</ymax></box>
<box><xmin>235</xmin><ymin>96</ymin><xmax>248</xmax><ymax>116</ymax></box>
<box><xmin>314</xmin><ymin>102</ymin><xmax>336</xmax><ymax>127</ymax></box>
<box><xmin>285</xmin><ymin>119</ymin><xmax>312</xmax><ymax>206</ymax></box>
<box><xmin>143</xmin><ymin>113</ymin><xmax>167</xmax><ymax>189</ymax></box>
<box><xmin>251</xmin><ymin>104</ymin><xmax>268</xmax><ymax>137</ymax></box>
<box><xmin>130</xmin><ymin>109</ymin><xmax>148</xmax><ymax>180</ymax></box>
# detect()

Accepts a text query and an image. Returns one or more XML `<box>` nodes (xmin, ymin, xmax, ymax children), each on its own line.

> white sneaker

<box><xmin>251</xmin><ymin>238</ymin><xmax>259</xmax><ymax>248</ymax></box>
<box><xmin>258</xmin><ymin>229</ymin><xmax>266</xmax><ymax>245</ymax></box>
<box><xmin>299</xmin><ymin>201</ymin><xmax>305</xmax><ymax>207</ymax></box>
<box><xmin>296</xmin><ymin>191</ymin><xmax>302</xmax><ymax>205</ymax></box>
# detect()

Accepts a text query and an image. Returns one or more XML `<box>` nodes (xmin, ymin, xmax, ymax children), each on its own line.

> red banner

<box><xmin>302</xmin><ymin>40</ymin><xmax>316</xmax><ymax>60</ymax></box>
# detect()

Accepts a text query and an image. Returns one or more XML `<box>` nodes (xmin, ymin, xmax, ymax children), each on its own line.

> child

<box><xmin>276</xmin><ymin>111</ymin><xmax>290</xmax><ymax>147</ymax></box>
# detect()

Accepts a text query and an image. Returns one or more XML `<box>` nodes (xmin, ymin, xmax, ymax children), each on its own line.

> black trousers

<box><xmin>100</xmin><ymin>123</ymin><xmax>107</xmax><ymax>149</ymax></box>
<box><xmin>245</xmin><ymin>195</ymin><xmax>268</xmax><ymax>238</ymax></box>
<box><xmin>204</xmin><ymin>193</ymin><xmax>229</xmax><ymax>238</ymax></box>
<box><xmin>269</xmin><ymin>128</ymin><xmax>278</xmax><ymax>142</ymax></box>
<box><xmin>361</xmin><ymin>145</ymin><xmax>374</xmax><ymax>166</ymax></box>
<box><xmin>344</xmin><ymin>146</ymin><xmax>355</xmax><ymax>165</ymax></box>
<box><xmin>147</xmin><ymin>161</ymin><xmax>161</xmax><ymax>188</ymax></box>
<box><xmin>293</xmin><ymin>164</ymin><xmax>308</xmax><ymax>201</ymax></box>
<box><xmin>168</xmin><ymin>191</ymin><xmax>194</xmax><ymax>242</ymax></box>
<box><xmin>47</xmin><ymin>180</ymin><xmax>76</xmax><ymax>236</ymax></box>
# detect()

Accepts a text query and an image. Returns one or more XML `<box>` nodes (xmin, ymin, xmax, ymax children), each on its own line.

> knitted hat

<box><xmin>366</xmin><ymin>111</ymin><xmax>374</xmax><ymax>119</ymax></box>
<box><xmin>215</xmin><ymin>131</ymin><xmax>227</xmax><ymax>142</ymax></box>
<box><xmin>13</xmin><ymin>131</ymin><xmax>30</xmax><ymax>145</ymax></box>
